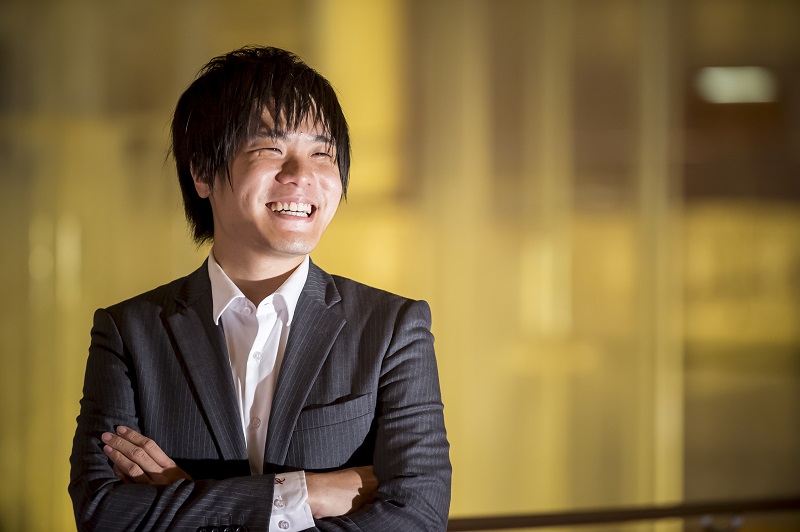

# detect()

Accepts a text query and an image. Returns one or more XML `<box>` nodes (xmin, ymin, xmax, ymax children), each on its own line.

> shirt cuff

<box><xmin>269</xmin><ymin>471</ymin><xmax>314</xmax><ymax>532</ymax></box>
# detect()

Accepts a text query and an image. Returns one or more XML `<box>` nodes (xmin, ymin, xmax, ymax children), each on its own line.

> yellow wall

<box><xmin>1</xmin><ymin>0</ymin><xmax>798</xmax><ymax>530</ymax></box>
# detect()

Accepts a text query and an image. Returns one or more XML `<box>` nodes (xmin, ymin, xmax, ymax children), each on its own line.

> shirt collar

<box><xmin>207</xmin><ymin>250</ymin><xmax>309</xmax><ymax>326</ymax></box>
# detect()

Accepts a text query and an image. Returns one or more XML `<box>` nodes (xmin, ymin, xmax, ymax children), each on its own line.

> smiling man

<box><xmin>69</xmin><ymin>46</ymin><xmax>451</xmax><ymax>532</ymax></box>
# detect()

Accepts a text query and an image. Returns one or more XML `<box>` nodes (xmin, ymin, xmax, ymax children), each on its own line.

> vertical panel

<box><xmin>309</xmin><ymin>0</ymin><xmax>405</xmax><ymax>198</ymax></box>
<box><xmin>412</xmin><ymin>0</ymin><xmax>494</xmax><ymax>514</ymax></box>
<box><xmin>637</xmin><ymin>2</ymin><xmax>684</xmax><ymax>531</ymax></box>
<box><xmin>518</xmin><ymin>0</ymin><xmax>575</xmax><ymax>510</ymax></box>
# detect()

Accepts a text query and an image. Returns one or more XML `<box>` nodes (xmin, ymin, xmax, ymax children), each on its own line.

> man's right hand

<box><xmin>305</xmin><ymin>466</ymin><xmax>378</xmax><ymax>518</ymax></box>
<box><xmin>102</xmin><ymin>426</ymin><xmax>193</xmax><ymax>485</ymax></box>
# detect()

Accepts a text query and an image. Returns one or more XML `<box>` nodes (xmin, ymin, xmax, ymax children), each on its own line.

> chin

<box><xmin>269</xmin><ymin>238</ymin><xmax>317</xmax><ymax>257</ymax></box>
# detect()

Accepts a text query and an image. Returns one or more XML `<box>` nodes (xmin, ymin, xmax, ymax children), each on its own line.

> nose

<box><xmin>275</xmin><ymin>154</ymin><xmax>311</xmax><ymax>186</ymax></box>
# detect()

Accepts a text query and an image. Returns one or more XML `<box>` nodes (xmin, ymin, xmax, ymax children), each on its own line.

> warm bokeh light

<box><xmin>1</xmin><ymin>0</ymin><xmax>798</xmax><ymax>530</ymax></box>
<box><xmin>695</xmin><ymin>66</ymin><xmax>777</xmax><ymax>104</ymax></box>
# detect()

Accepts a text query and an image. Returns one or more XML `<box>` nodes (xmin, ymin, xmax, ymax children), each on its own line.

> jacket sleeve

<box><xmin>314</xmin><ymin>299</ymin><xmax>452</xmax><ymax>531</ymax></box>
<box><xmin>69</xmin><ymin>308</ymin><xmax>276</xmax><ymax>532</ymax></box>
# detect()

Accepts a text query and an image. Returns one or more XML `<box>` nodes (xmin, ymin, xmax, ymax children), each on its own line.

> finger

<box><xmin>112</xmin><ymin>464</ymin><xmax>134</xmax><ymax>484</ymax></box>
<box><xmin>103</xmin><ymin>443</ymin><xmax>152</xmax><ymax>484</ymax></box>
<box><xmin>116</xmin><ymin>426</ymin><xmax>175</xmax><ymax>469</ymax></box>
<box><xmin>102</xmin><ymin>431</ymin><xmax>162</xmax><ymax>473</ymax></box>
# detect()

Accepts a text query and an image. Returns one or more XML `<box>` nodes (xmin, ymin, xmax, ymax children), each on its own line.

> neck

<box><xmin>212</xmin><ymin>244</ymin><xmax>305</xmax><ymax>305</ymax></box>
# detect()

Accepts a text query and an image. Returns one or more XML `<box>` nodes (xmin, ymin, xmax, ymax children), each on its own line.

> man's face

<box><xmin>194</xmin><ymin>109</ymin><xmax>342</xmax><ymax>261</ymax></box>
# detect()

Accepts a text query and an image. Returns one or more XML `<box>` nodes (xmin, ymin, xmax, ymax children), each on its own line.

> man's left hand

<box><xmin>102</xmin><ymin>426</ymin><xmax>193</xmax><ymax>485</ymax></box>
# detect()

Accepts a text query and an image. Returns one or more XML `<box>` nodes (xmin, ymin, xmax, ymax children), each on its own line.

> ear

<box><xmin>191</xmin><ymin>166</ymin><xmax>212</xmax><ymax>199</ymax></box>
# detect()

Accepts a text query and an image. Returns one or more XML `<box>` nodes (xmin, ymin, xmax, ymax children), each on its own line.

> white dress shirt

<box><xmin>208</xmin><ymin>251</ymin><xmax>314</xmax><ymax>532</ymax></box>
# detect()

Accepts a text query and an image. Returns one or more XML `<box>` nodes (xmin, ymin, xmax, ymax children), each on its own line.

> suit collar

<box><xmin>175</xmin><ymin>258</ymin><xmax>340</xmax><ymax>309</ymax></box>
<box><xmin>304</xmin><ymin>259</ymin><xmax>342</xmax><ymax>307</ymax></box>
<box><xmin>174</xmin><ymin>259</ymin><xmax>213</xmax><ymax>308</ymax></box>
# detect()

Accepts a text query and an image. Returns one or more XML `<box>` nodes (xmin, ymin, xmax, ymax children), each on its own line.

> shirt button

<box><xmin>278</xmin><ymin>521</ymin><xmax>289</xmax><ymax>530</ymax></box>
<box><xmin>273</xmin><ymin>497</ymin><xmax>285</xmax><ymax>509</ymax></box>
<box><xmin>251</xmin><ymin>417</ymin><xmax>261</xmax><ymax>428</ymax></box>
<box><xmin>253</xmin><ymin>351</ymin><xmax>262</xmax><ymax>361</ymax></box>
<box><xmin>242</xmin><ymin>306</ymin><xmax>252</xmax><ymax>315</ymax></box>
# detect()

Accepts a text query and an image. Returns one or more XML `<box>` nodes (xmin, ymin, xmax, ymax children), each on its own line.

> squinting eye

<box><xmin>313</xmin><ymin>152</ymin><xmax>332</xmax><ymax>158</ymax></box>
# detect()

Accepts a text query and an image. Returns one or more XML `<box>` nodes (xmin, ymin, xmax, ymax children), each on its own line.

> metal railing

<box><xmin>447</xmin><ymin>495</ymin><xmax>800</xmax><ymax>531</ymax></box>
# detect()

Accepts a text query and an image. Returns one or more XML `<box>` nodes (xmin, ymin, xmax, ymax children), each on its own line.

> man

<box><xmin>69</xmin><ymin>46</ymin><xmax>451</xmax><ymax>531</ymax></box>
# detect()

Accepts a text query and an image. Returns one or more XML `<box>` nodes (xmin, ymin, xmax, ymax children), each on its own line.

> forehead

<box><xmin>251</xmin><ymin>104</ymin><xmax>330</xmax><ymax>135</ymax></box>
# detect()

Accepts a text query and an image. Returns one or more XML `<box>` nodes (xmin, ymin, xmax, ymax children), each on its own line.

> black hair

<box><xmin>171</xmin><ymin>46</ymin><xmax>350</xmax><ymax>244</ymax></box>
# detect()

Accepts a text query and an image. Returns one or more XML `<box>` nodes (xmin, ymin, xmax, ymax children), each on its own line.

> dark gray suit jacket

<box><xmin>69</xmin><ymin>260</ymin><xmax>451</xmax><ymax>531</ymax></box>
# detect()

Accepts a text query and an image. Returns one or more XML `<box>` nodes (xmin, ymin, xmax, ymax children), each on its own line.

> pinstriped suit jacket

<box><xmin>69</xmin><ymin>260</ymin><xmax>451</xmax><ymax>531</ymax></box>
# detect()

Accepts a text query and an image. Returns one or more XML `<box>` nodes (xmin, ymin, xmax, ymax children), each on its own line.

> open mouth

<box><xmin>267</xmin><ymin>201</ymin><xmax>314</xmax><ymax>218</ymax></box>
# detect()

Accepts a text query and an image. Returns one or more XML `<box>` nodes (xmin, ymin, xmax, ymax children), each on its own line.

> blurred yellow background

<box><xmin>1</xmin><ymin>0</ymin><xmax>799</xmax><ymax>530</ymax></box>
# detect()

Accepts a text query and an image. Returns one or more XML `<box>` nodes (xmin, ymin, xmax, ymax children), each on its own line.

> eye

<box><xmin>255</xmin><ymin>147</ymin><xmax>282</xmax><ymax>155</ymax></box>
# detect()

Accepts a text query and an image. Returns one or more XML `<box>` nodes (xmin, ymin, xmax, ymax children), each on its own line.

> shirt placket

<box><xmin>244</xmin><ymin>299</ymin><xmax>279</xmax><ymax>474</ymax></box>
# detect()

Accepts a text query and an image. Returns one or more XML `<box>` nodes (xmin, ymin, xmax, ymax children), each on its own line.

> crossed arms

<box><xmin>101</xmin><ymin>426</ymin><xmax>377</xmax><ymax>519</ymax></box>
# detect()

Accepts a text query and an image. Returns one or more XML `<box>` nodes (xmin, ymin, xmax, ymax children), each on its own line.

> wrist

<box><xmin>304</xmin><ymin>472</ymin><xmax>325</xmax><ymax>518</ymax></box>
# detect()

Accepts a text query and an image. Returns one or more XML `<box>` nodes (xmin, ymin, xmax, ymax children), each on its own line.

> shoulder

<box><xmin>311</xmin><ymin>262</ymin><xmax>431</xmax><ymax>324</ymax></box>
<box><xmin>336</xmin><ymin>275</ymin><xmax>429</xmax><ymax>311</ymax></box>
<box><xmin>100</xmin><ymin>262</ymin><xmax>208</xmax><ymax>321</ymax></box>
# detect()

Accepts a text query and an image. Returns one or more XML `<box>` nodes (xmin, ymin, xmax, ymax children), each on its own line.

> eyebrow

<box><xmin>250</xmin><ymin>126</ymin><xmax>333</xmax><ymax>146</ymax></box>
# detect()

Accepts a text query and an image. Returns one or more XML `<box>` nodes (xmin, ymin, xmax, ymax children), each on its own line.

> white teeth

<box><xmin>269</xmin><ymin>201</ymin><xmax>312</xmax><ymax>217</ymax></box>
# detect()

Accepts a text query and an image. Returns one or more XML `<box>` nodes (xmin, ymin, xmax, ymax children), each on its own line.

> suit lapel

<box><xmin>166</xmin><ymin>262</ymin><xmax>248</xmax><ymax>462</ymax></box>
<box><xmin>264</xmin><ymin>262</ymin><xmax>346</xmax><ymax>470</ymax></box>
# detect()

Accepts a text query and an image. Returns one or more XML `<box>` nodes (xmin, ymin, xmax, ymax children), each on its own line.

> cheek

<box><xmin>321</xmin><ymin>171</ymin><xmax>343</xmax><ymax>197</ymax></box>
<box><xmin>317</xmin><ymin>177</ymin><xmax>341</xmax><ymax>225</ymax></box>
<box><xmin>325</xmin><ymin>199</ymin><xmax>340</xmax><ymax>222</ymax></box>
